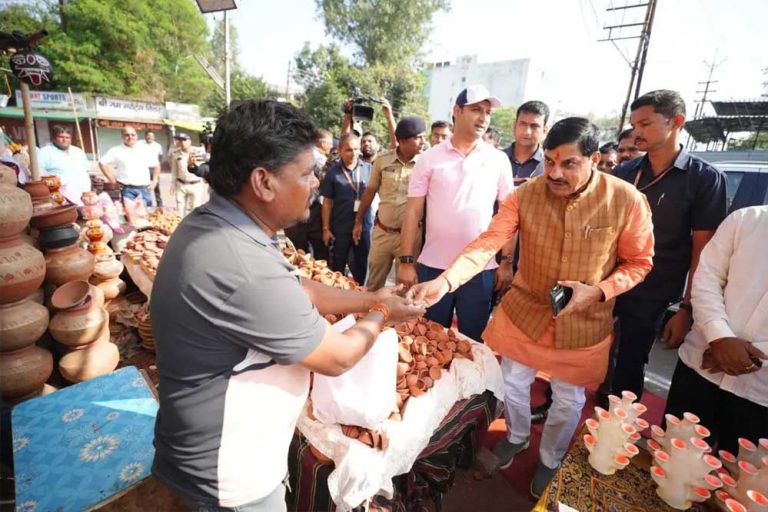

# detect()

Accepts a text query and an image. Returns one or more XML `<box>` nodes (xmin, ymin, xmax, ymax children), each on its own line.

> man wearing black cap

<box><xmin>170</xmin><ymin>132</ymin><xmax>205</xmax><ymax>217</ymax></box>
<box><xmin>352</xmin><ymin>116</ymin><xmax>426</xmax><ymax>290</ymax></box>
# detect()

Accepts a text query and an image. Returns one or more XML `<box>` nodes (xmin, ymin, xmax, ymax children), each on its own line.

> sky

<box><xmin>222</xmin><ymin>0</ymin><xmax>767</xmax><ymax>117</ymax></box>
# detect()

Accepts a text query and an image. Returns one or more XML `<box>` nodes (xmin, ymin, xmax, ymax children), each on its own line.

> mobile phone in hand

<box><xmin>550</xmin><ymin>285</ymin><xmax>573</xmax><ymax>316</ymax></box>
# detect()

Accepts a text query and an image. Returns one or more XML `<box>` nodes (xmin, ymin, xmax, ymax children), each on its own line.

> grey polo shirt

<box><xmin>150</xmin><ymin>192</ymin><xmax>326</xmax><ymax>507</ymax></box>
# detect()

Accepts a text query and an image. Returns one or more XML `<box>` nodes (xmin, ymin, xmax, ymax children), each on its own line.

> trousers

<box><xmin>501</xmin><ymin>357</ymin><xmax>586</xmax><ymax>469</ymax></box>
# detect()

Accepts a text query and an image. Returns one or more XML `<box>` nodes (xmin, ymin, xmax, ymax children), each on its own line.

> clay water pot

<box><xmin>23</xmin><ymin>180</ymin><xmax>50</xmax><ymax>201</ymax></box>
<box><xmin>0</xmin><ymin>236</ymin><xmax>46</xmax><ymax>304</ymax></box>
<box><xmin>49</xmin><ymin>295</ymin><xmax>108</xmax><ymax>348</ymax></box>
<box><xmin>37</xmin><ymin>224</ymin><xmax>80</xmax><ymax>250</ymax></box>
<box><xmin>0</xmin><ymin>298</ymin><xmax>49</xmax><ymax>352</ymax></box>
<box><xmin>44</xmin><ymin>243</ymin><xmax>94</xmax><ymax>286</ymax></box>
<box><xmin>0</xmin><ymin>164</ymin><xmax>17</xmax><ymax>186</ymax></box>
<box><xmin>0</xmin><ymin>345</ymin><xmax>53</xmax><ymax>399</ymax></box>
<box><xmin>0</xmin><ymin>183</ymin><xmax>32</xmax><ymax>239</ymax></box>
<box><xmin>30</xmin><ymin>203</ymin><xmax>78</xmax><ymax>230</ymax></box>
<box><xmin>59</xmin><ymin>339</ymin><xmax>119</xmax><ymax>383</ymax></box>
<box><xmin>92</xmin><ymin>254</ymin><xmax>124</xmax><ymax>280</ymax></box>
<box><xmin>90</xmin><ymin>276</ymin><xmax>125</xmax><ymax>300</ymax></box>
<box><xmin>50</xmin><ymin>280</ymin><xmax>90</xmax><ymax>309</ymax></box>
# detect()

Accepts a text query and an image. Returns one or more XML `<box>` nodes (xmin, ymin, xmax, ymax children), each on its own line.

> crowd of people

<box><xmin>11</xmin><ymin>81</ymin><xmax>760</xmax><ymax>510</ymax></box>
<box><xmin>142</xmin><ymin>83</ymin><xmax>767</xmax><ymax>511</ymax></box>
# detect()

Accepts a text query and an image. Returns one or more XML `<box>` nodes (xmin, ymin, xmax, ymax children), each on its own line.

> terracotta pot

<box><xmin>0</xmin><ymin>236</ymin><xmax>46</xmax><ymax>304</ymax></box>
<box><xmin>44</xmin><ymin>243</ymin><xmax>94</xmax><ymax>286</ymax></box>
<box><xmin>37</xmin><ymin>224</ymin><xmax>79</xmax><ymax>250</ymax></box>
<box><xmin>23</xmin><ymin>180</ymin><xmax>50</xmax><ymax>201</ymax></box>
<box><xmin>93</xmin><ymin>254</ymin><xmax>124</xmax><ymax>280</ymax></box>
<box><xmin>28</xmin><ymin>287</ymin><xmax>45</xmax><ymax>305</ymax></box>
<box><xmin>0</xmin><ymin>184</ymin><xmax>33</xmax><ymax>239</ymax></box>
<box><xmin>30</xmin><ymin>204</ymin><xmax>78</xmax><ymax>230</ymax></box>
<box><xmin>92</xmin><ymin>276</ymin><xmax>125</xmax><ymax>300</ymax></box>
<box><xmin>89</xmin><ymin>283</ymin><xmax>106</xmax><ymax>307</ymax></box>
<box><xmin>0</xmin><ymin>164</ymin><xmax>17</xmax><ymax>186</ymax></box>
<box><xmin>0</xmin><ymin>345</ymin><xmax>53</xmax><ymax>399</ymax></box>
<box><xmin>48</xmin><ymin>297</ymin><xmax>108</xmax><ymax>348</ymax></box>
<box><xmin>59</xmin><ymin>340</ymin><xmax>119</xmax><ymax>383</ymax></box>
<box><xmin>50</xmin><ymin>280</ymin><xmax>90</xmax><ymax>309</ymax></box>
<box><xmin>0</xmin><ymin>298</ymin><xmax>49</xmax><ymax>352</ymax></box>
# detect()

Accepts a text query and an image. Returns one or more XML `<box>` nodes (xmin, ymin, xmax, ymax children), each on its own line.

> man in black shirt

<box><xmin>610</xmin><ymin>89</ymin><xmax>727</xmax><ymax>399</ymax></box>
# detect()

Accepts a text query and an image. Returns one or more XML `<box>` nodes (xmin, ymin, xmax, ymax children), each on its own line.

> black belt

<box><xmin>177</xmin><ymin>178</ymin><xmax>202</xmax><ymax>184</ymax></box>
<box><xmin>118</xmin><ymin>183</ymin><xmax>149</xmax><ymax>189</ymax></box>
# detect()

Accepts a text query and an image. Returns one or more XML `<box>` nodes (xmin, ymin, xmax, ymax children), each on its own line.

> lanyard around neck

<box><xmin>341</xmin><ymin>165</ymin><xmax>360</xmax><ymax>197</ymax></box>
<box><xmin>633</xmin><ymin>165</ymin><xmax>674</xmax><ymax>192</ymax></box>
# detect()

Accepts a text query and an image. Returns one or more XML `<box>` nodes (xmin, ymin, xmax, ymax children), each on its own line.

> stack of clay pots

<box><xmin>50</xmin><ymin>280</ymin><xmax>119</xmax><ymax>383</ymax></box>
<box><xmin>81</xmin><ymin>194</ymin><xmax>125</xmax><ymax>301</ymax></box>
<box><xmin>0</xmin><ymin>171</ymin><xmax>53</xmax><ymax>401</ymax></box>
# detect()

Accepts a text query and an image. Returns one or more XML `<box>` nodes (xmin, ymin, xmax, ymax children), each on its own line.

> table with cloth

<box><xmin>533</xmin><ymin>432</ymin><xmax>718</xmax><ymax>512</ymax></box>
<box><xmin>290</xmin><ymin>340</ymin><xmax>505</xmax><ymax>512</ymax></box>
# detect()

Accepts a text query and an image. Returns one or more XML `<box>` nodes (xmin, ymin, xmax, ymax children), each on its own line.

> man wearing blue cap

<box><xmin>352</xmin><ymin>116</ymin><xmax>426</xmax><ymax>290</ymax></box>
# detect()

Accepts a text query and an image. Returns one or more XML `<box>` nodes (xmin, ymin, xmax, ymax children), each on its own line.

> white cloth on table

<box><xmin>297</xmin><ymin>338</ymin><xmax>504</xmax><ymax>512</ymax></box>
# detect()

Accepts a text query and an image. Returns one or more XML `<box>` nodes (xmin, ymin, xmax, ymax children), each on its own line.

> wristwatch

<box><xmin>398</xmin><ymin>255</ymin><xmax>415</xmax><ymax>264</ymax></box>
<box><xmin>502</xmin><ymin>254</ymin><xmax>514</xmax><ymax>264</ymax></box>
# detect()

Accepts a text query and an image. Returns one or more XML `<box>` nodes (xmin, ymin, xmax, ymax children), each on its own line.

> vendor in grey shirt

<box><xmin>150</xmin><ymin>99</ymin><xmax>425</xmax><ymax>512</ymax></box>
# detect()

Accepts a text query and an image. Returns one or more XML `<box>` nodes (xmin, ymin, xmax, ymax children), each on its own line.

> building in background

<box><xmin>424</xmin><ymin>55</ymin><xmax>547</xmax><ymax>121</ymax></box>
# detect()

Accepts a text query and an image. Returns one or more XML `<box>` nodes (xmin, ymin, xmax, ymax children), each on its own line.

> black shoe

<box><xmin>530</xmin><ymin>402</ymin><xmax>552</xmax><ymax>424</ymax></box>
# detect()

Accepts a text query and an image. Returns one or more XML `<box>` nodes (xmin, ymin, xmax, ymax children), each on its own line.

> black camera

<box><xmin>345</xmin><ymin>86</ymin><xmax>385</xmax><ymax>122</ymax></box>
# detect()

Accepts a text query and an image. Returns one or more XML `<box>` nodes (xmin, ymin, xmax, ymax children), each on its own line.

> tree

<box><xmin>204</xmin><ymin>70</ymin><xmax>277</xmax><ymax>117</ymax></box>
<box><xmin>315</xmin><ymin>0</ymin><xmax>448</xmax><ymax>66</ymax></box>
<box><xmin>489</xmin><ymin>106</ymin><xmax>516</xmax><ymax>147</ymax></box>
<box><xmin>729</xmin><ymin>132</ymin><xmax>768</xmax><ymax>151</ymax></box>
<box><xmin>1</xmin><ymin>0</ymin><xmax>212</xmax><ymax>105</ymax></box>
<box><xmin>293</xmin><ymin>43</ymin><xmax>428</xmax><ymax>139</ymax></box>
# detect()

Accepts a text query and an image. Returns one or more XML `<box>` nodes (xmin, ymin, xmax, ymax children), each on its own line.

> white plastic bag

<box><xmin>311</xmin><ymin>315</ymin><xmax>397</xmax><ymax>428</ymax></box>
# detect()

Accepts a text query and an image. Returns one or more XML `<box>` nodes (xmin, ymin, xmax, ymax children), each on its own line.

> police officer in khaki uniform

<box><xmin>170</xmin><ymin>133</ymin><xmax>205</xmax><ymax>217</ymax></box>
<box><xmin>352</xmin><ymin>116</ymin><xmax>426</xmax><ymax>290</ymax></box>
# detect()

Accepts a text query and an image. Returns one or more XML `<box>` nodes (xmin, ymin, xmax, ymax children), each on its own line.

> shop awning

<box><xmin>0</xmin><ymin>107</ymin><xmax>96</xmax><ymax>121</ymax></box>
<box><xmin>163</xmin><ymin>118</ymin><xmax>204</xmax><ymax>132</ymax></box>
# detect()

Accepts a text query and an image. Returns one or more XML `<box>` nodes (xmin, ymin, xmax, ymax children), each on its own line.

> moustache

<box><xmin>547</xmin><ymin>177</ymin><xmax>569</xmax><ymax>185</ymax></box>
<box><xmin>307</xmin><ymin>189</ymin><xmax>319</xmax><ymax>206</ymax></box>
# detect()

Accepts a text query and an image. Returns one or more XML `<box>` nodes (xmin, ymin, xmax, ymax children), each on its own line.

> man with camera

<box><xmin>352</xmin><ymin>116</ymin><xmax>427</xmax><ymax>291</ymax></box>
<box><xmin>169</xmin><ymin>132</ymin><xmax>206</xmax><ymax>217</ymax></box>
<box><xmin>407</xmin><ymin>118</ymin><xmax>654</xmax><ymax>497</ymax></box>
<box><xmin>342</xmin><ymin>92</ymin><xmax>397</xmax><ymax>152</ymax></box>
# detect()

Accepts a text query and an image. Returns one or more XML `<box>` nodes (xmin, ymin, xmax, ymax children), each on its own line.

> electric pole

<box><xmin>693</xmin><ymin>52</ymin><xmax>726</xmax><ymax>120</ymax></box>
<box><xmin>599</xmin><ymin>0</ymin><xmax>659</xmax><ymax>135</ymax></box>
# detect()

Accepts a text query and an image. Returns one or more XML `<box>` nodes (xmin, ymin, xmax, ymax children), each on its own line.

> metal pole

<box><xmin>224</xmin><ymin>10</ymin><xmax>231</xmax><ymax>109</ymax></box>
<box><xmin>68</xmin><ymin>87</ymin><xmax>85</xmax><ymax>149</ymax></box>
<box><xmin>617</xmin><ymin>43</ymin><xmax>644</xmax><ymax>135</ymax></box>
<box><xmin>633</xmin><ymin>0</ymin><xmax>658</xmax><ymax>100</ymax></box>
<box><xmin>19</xmin><ymin>82</ymin><xmax>40</xmax><ymax>180</ymax></box>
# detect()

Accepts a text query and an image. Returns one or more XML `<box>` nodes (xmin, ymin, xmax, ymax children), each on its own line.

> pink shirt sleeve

<box><xmin>442</xmin><ymin>190</ymin><xmax>521</xmax><ymax>290</ymax></box>
<box><xmin>596</xmin><ymin>192</ymin><xmax>655</xmax><ymax>301</ymax></box>
<box><xmin>408</xmin><ymin>153</ymin><xmax>432</xmax><ymax>197</ymax></box>
<box><xmin>496</xmin><ymin>156</ymin><xmax>514</xmax><ymax>202</ymax></box>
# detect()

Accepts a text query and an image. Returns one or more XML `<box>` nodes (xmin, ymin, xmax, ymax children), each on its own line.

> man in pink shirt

<box><xmin>396</xmin><ymin>85</ymin><xmax>514</xmax><ymax>342</ymax></box>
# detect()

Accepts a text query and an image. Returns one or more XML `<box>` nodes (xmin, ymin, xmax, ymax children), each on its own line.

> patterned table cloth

<box><xmin>533</xmin><ymin>434</ymin><xmax>716</xmax><ymax>512</ymax></box>
<box><xmin>12</xmin><ymin>366</ymin><xmax>158</xmax><ymax>511</ymax></box>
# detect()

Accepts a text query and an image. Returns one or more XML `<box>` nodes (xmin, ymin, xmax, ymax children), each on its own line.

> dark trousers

<box><xmin>154</xmin><ymin>181</ymin><xmax>163</xmax><ymax>207</ymax></box>
<box><xmin>330</xmin><ymin>230</ymin><xmax>370</xmax><ymax>286</ymax></box>
<box><xmin>610</xmin><ymin>295</ymin><xmax>670</xmax><ymax>399</ymax></box>
<box><xmin>417</xmin><ymin>263</ymin><xmax>494</xmax><ymax>343</ymax></box>
<box><xmin>284</xmin><ymin>203</ymin><xmax>328</xmax><ymax>262</ymax></box>
<box><xmin>665</xmin><ymin>359</ymin><xmax>768</xmax><ymax>454</ymax></box>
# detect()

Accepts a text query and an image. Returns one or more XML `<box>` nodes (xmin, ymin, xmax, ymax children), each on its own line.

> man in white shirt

<box><xmin>666</xmin><ymin>205</ymin><xmax>768</xmax><ymax>453</ymax></box>
<box><xmin>139</xmin><ymin>130</ymin><xmax>165</xmax><ymax>207</ymax></box>
<box><xmin>99</xmin><ymin>126</ymin><xmax>159</xmax><ymax>205</ymax></box>
<box><xmin>38</xmin><ymin>125</ymin><xmax>92</xmax><ymax>205</ymax></box>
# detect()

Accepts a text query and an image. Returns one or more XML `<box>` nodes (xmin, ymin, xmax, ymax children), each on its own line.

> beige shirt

<box><xmin>170</xmin><ymin>148</ymin><xmax>200</xmax><ymax>183</ymax></box>
<box><xmin>367</xmin><ymin>149</ymin><xmax>418</xmax><ymax>228</ymax></box>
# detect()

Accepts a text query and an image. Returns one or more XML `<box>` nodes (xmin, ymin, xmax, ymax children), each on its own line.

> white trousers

<box><xmin>500</xmin><ymin>357</ymin><xmax>586</xmax><ymax>469</ymax></box>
